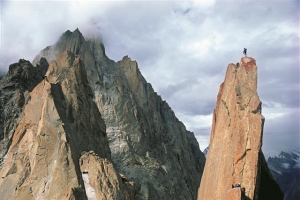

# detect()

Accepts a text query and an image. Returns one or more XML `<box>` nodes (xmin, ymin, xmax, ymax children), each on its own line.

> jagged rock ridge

<box><xmin>0</xmin><ymin>29</ymin><xmax>205</xmax><ymax>199</ymax></box>
<box><xmin>0</xmin><ymin>58</ymin><xmax>49</xmax><ymax>166</ymax></box>
<box><xmin>197</xmin><ymin>57</ymin><xmax>283</xmax><ymax>200</ymax></box>
<box><xmin>267</xmin><ymin>150</ymin><xmax>300</xmax><ymax>200</ymax></box>
<box><xmin>0</xmin><ymin>50</ymin><xmax>133</xmax><ymax>199</ymax></box>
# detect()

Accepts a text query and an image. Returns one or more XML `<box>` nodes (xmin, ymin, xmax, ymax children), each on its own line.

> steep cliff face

<box><xmin>0</xmin><ymin>29</ymin><xmax>205</xmax><ymax>199</ymax></box>
<box><xmin>39</xmin><ymin>29</ymin><xmax>205</xmax><ymax>200</ymax></box>
<box><xmin>107</xmin><ymin>56</ymin><xmax>205</xmax><ymax>200</ymax></box>
<box><xmin>0</xmin><ymin>51</ymin><xmax>133</xmax><ymax>199</ymax></box>
<box><xmin>80</xmin><ymin>151</ymin><xmax>135</xmax><ymax>200</ymax></box>
<box><xmin>0</xmin><ymin>58</ymin><xmax>48</xmax><ymax>167</ymax></box>
<box><xmin>197</xmin><ymin>57</ymin><xmax>283</xmax><ymax>200</ymax></box>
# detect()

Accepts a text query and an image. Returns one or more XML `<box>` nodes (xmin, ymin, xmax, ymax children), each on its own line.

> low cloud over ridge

<box><xmin>1</xmin><ymin>0</ymin><xmax>299</xmax><ymax>156</ymax></box>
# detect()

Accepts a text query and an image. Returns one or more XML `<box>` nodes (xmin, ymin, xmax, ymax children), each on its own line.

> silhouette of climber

<box><xmin>243</xmin><ymin>48</ymin><xmax>247</xmax><ymax>57</ymax></box>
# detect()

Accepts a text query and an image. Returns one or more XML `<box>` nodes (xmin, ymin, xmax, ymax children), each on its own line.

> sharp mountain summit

<box><xmin>0</xmin><ymin>29</ymin><xmax>284</xmax><ymax>200</ymax></box>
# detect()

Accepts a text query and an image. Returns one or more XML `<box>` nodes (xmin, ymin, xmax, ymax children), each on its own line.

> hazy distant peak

<box><xmin>62</xmin><ymin>28</ymin><xmax>83</xmax><ymax>36</ymax></box>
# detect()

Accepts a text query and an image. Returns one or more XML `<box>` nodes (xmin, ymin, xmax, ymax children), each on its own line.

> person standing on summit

<box><xmin>243</xmin><ymin>48</ymin><xmax>247</xmax><ymax>57</ymax></box>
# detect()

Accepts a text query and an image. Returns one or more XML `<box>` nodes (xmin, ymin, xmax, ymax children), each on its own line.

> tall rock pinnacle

<box><xmin>197</xmin><ymin>57</ymin><xmax>283</xmax><ymax>200</ymax></box>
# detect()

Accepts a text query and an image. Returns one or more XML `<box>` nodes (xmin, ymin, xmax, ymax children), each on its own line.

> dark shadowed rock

<box><xmin>0</xmin><ymin>58</ymin><xmax>48</xmax><ymax>168</ymax></box>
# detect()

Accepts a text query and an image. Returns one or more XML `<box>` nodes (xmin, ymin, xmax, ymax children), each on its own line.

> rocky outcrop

<box><xmin>80</xmin><ymin>151</ymin><xmax>134</xmax><ymax>200</ymax></box>
<box><xmin>107</xmin><ymin>56</ymin><xmax>205</xmax><ymax>200</ymax></box>
<box><xmin>32</xmin><ymin>29</ymin><xmax>205</xmax><ymax>200</ymax></box>
<box><xmin>0</xmin><ymin>51</ymin><xmax>116</xmax><ymax>199</ymax></box>
<box><xmin>197</xmin><ymin>57</ymin><xmax>283</xmax><ymax>200</ymax></box>
<box><xmin>226</xmin><ymin>188</ymin><xmax>244</xmax><ymax>200</ymax></box>
<box><xmin>0</xmin><ymin>58</ymin><xmax>48</xmax><ymax>168</ymax></box>
<box><xmin>0</xmin><ymin>29</ymin><xmax>205</xmax><ymax>199</ymax></box>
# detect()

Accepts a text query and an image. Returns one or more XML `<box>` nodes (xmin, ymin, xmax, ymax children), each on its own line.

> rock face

<box><xmin>226</xmin><ymin>188</ymin><xmax>244</xmax><ymax>200</ymax></box>
<box><xmin>0</xmin><ymin>51</ymin><xmax>133</xmax><ymax>199</ymax></box>
<box><xmin>0</xmin><ymin>58</ymin><xmax>48</xmax><ymax>167</ymax></box>
<box><xmin>197</xmin><ymin>57</ymin><xmax>283</xmax><ymax>200</ymax></box>
<box><xmin>0</xmin><ymin>29</ymin><xmax>205</xmax><ymax>199</ymax></box>
<box><xmin>80</xmin><ymin>151</ymin><xmax>135</xmax><ymax>200</ymax></box>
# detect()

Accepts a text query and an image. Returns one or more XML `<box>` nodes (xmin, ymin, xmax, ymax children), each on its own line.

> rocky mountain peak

<box><xmin>0</xmin><ymin>50</ymin><xmax>138</xmax><ymax>199</ymax></box>
<box><xmin>33</xmin><ymin>29</ymin><xmax>86</xmax><ymax>66</ymax></box>
<box><xmin>56</xmin><ymin>29</ymin><xmax>84</xmax><ymax>51</ymax></box>
<box><xmin>197</xmin><ymin>57</ymin><xmax>283</xmax><ymax>200</ymax></box>
<box><xmin>0</xmin><ymin>29</ymin><xmax>205</xmax><ymax>199</ymax></box>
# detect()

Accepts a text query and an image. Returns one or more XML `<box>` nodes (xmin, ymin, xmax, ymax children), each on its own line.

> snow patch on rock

<box><xmin>82</xmin><ymin>172</ymin><xmax>97</xmax><ymax>200</ymax></box>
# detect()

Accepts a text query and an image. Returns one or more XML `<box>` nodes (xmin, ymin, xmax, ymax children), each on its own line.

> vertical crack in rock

<box><xmin>221</xmin><ymin>99</ymin><xmax>231</xmax><ymax>127</ymax></box>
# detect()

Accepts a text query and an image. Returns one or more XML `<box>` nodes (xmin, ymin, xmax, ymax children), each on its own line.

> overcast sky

<box><xmin>0</xmin><ymin>0</ymin><xmax>299</xmax><ymax>157</ymax></box>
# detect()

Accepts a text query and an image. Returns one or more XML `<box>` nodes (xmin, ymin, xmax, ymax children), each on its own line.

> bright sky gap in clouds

<box><xmin>0</xmin><ymin>0</ymin><xmax>299</xmax><ymax>157</ymax></box>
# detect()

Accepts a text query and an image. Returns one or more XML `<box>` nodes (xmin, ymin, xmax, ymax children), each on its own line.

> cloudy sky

<box><xmin>0</xmin><ymin>0</ymin><xmax>299</xmax><ymax>157</ymax></box>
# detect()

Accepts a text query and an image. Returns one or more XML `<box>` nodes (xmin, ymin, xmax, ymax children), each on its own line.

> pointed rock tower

<box><xmin>0</xmin><ymin>51</ymin><xmax>134</xmax><ymax>199</ymax></box>
<box><xmin>0</xmin><ymin>29</ymin><xmax>205</xmax><ymax>199</ymax></box>
<box><xmin>197</xmin><ymin>57</ymin><xmax>283</xmax><ymax>200</ymax></box>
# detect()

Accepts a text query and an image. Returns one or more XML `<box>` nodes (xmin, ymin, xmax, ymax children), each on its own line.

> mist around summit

<box><xmin>1</xmin><ymin>0</ymin><xmax>298</xmax><ymax>158</ymax></box>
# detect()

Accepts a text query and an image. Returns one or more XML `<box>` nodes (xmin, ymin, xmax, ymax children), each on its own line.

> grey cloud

<box><xmin>213</xmin><ymin>0</ymin><xmax>298</xmax><ymax>29</ymax></box>
<box><xmin>193</xmin><ymin>127</ymin><xmax>211</xmax><ymax>136</ymax></box>
<box><xmin>174</xmin><ymin>99</ymin><xmax>216</xmax><ymax>116</ymax></box>
<box><xmin>253</xmin><ymin>36</ymin><xmax>299</xmax><ymax>64</ymax></box>
<box><xmin>262</xmin><ymin>110</ymin><xmax>300</xmax><ymax>157</ymax></box>
<box><xmin>191</xmin><ymin>127</ymin><xmax>211</xmax><ymax>137</ymax></box>
<box><xmin>260</xmin><ymin>84</ymin><xmax>299</xmax><ymax>108</ymax></box>
<box><xmin>157</xmin><ymin>76</ymin><xmax>218</xmax><ymax>116</ymax></box>
<box><xmin>1</xmin><ymin>0</ymin><xmax>298</xmax><ymax>157</ymax></box>
<box><xmin>158</xmin><ymin>78</ymin><xmax>198</xmax><ymax>99</ymax></box>
<box><xmin>258</xmin><ymin>58</ymin><xmax>299</xmax><ymax>108</ymax></box>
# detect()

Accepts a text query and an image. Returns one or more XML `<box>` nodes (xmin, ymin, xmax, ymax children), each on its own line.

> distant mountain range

<box><xmin>267</xmin><ymin>149</ymin><xmax>300</xmax><ymax>200</ymax></box>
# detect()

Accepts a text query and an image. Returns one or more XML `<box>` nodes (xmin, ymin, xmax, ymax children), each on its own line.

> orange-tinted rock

<box><xmin>226</xmin><ymin>188</ymin><xmax>242</xmax><ymax>200</ymax></box>
<box><xmin>33</xmin><ymin>29</ymin><xmax>205</xmax><ymax>199</ymax></box>
<box><xmin>0</xmin><ymin>51</ymin><xmax>113</xmax><ymax>199</ymax></box>
<box><xmin>197</xmin><ymin>57</ymin><xmax>283</xmax><ymax>200</ymax></box>
<box><xmin>0</xmin><ymin>59</ymin><xmax>48</xmax><ymax>165</ymax></box>
<box><xmin>79</xmin><ymin>151</ymin><xmax>134</xmax><ymax>200</ymax></box>
<box><xmin>0</xmin><ymin>28</ymin><xmax>205</xmax><ymax>200</ymax></box>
